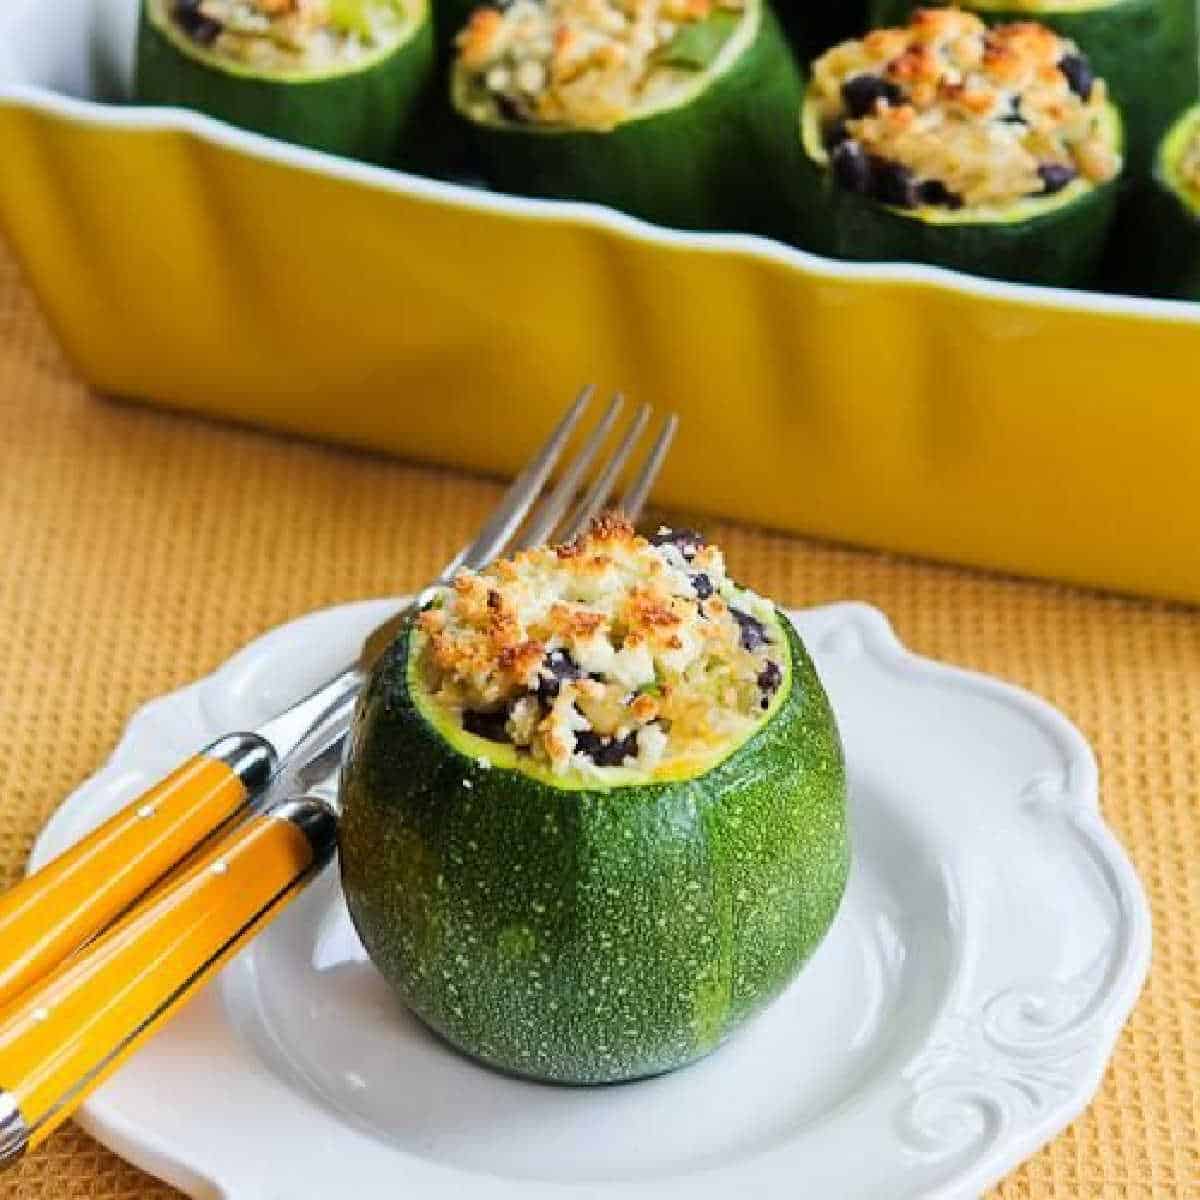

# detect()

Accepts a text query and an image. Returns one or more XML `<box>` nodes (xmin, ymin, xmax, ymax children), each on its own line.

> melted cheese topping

<box><xmin>812</xmin><ymin>9</ymin><xmax>1120</xmax><ymax>209</ymax></box>
<box><xmin>415</xmin><ymin>517</ymin><xmax>785</xmax><ymax>780</ymax></box>
<box><xmin>161</xmin><ymin>0</ymin><xmax>410</xmax><ymax>71</ymax></box>
<box><xmin>454</xmin><ymin>0</ymin><xmax>746</xmax><ymax>131</ymax></box>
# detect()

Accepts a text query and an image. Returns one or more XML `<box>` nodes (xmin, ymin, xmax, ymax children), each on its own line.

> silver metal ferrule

<box><xmin>205</xmin><ymin>732</ymin><xmax>277</xmax><ymax>794</ymax></box>
<box><xmin>0</xmin><ymin>1092</ymin><xmax>29</xmax><ymax>1170</ymax></box>
<box><xmin>270</xmin><ymin>797</ymin><xmax>339</xmax><ymax>868</ymax></box>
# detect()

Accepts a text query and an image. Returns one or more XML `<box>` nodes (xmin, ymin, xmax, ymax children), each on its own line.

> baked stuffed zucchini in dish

<box><xmin>340</xmin><ymin>517</ymin><xmax>849</xmax><ymax>1084</ymax></box>
<box><xmin>1129</xmin><ymin>104</ymin><xmax>1200</xmax><ymax>299</ymax></box>
<box><xmin>791</xmin><ymin>9</ymin><xmax>1124</xmax><ymax>285</ymax></box>
<box><xmin>136</xmin><ymin>0</ymin><xmax>435</xmax><ymax>163</ymax></box>
<box><xmin>867</xmin><ymin>0</ymin><xmax>1198</xmax><ymax>170</ymax></box>
<box><xmin>447</xmin><ymin>0</ymin><xmax>805</xmax><ymax>233</ymax></box>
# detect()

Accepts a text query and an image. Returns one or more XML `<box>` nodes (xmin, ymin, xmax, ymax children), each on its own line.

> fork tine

<box><xmin>557</xmin><ymin>403</ymin><xmax>652</xmax><ymax>543</ymax></box>
<box><xmin>513</xmin><ymin>393</ymin><xmax>625</xmax><ymax>551</ymax></box>
<box><xmin>442</xmin><ymin>386</ymin><xmax>593</xmax><ymax>577</ymax></box>
<box><xmin>618</xmin><ymin>414</ymin><xmax>678</xmax><ymax>525</ymax></box>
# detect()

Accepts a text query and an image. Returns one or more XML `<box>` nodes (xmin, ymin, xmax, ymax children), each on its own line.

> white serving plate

<box><xmin>31</xmin><ymin>601</ymin><xmax>1150</xmax><ymax>1200</ymax></box>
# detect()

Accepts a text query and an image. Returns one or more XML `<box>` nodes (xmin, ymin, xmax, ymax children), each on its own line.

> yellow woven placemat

<box><xmin>0</xmin><ymin>236</ymin><xmax>1195</xmax><ymax>1199</ymax></box>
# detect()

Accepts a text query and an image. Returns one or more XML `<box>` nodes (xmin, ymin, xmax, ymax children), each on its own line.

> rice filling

<box><xmin>415</xmin><ymin>516</ymin><xmax>786</xmax><ymax>779</ymax></box>
<box><xmin>811</xmin><ymin>8</ymin><xmax>1121</xmax><ymax>210</ymax></box>
<box><xmin>454</xmin><ymin>0</ymin><xmax>748</xmax><ymax>131</ymax></box>
<box><xmin>161</xmin><ymin>0</ymin><xmax>412</xmax><ymax>70</ymax></box>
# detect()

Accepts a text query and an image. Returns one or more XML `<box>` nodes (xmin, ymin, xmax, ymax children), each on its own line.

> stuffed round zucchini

<box><xmin>447</xmin><ymin>0</ymin><xmax>806</xmax><ymax>234</ymax></box>
<box><xmin>790</xmin><ymin>9</ymin><xmax>1124</xmax><ymax>285</ymax></box>
<box><xmin>867</xmin><ymin>0</ymin><xmax>1198</xmax><ymax>170</ymax></box>
<box><xmin>340</xmin><ymin>518</ymin><xmax>849</xmax><ymax>1084</ymax></box>
<box><xmin>136</xmin><ymin>0</ymin><xmax>435</xmax><ymax>164</ymax></box>
<box><xmin>1125</xmin><ymin>104</ymin><xmax>1200</xmax><ymax>299</ymax></box>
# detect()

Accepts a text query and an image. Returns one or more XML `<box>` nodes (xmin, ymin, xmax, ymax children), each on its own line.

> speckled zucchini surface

<box><xmin>339</xmin><ymin>610</ymin><xmax>849</xmax><ymax>1084</ymax></box>
<box><xmin>449</xmin><ymin>0</ymin><xmax>806</xmax><ymax>237</ymax></box>
<box><xmin>788</xmin><ymin>91</ymin><xmax>1123</xmax><ymax>286</ymax></box>
<box><xmin>135</xmin><ymin>0</ymin><xmax>435</xmax><ymax>165</ymax></box>
<box><xmin>866</xmin><ymin>0</ymin><xmax>1198</xmax><ymax>171</ymax></box>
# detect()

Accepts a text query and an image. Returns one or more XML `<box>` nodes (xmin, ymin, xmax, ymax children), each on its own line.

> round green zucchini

<box><xmin>788</xmin><ymin>90</ymin><xmax>1124</xmax><ymax>286</ymax></box>
<box><xmin>339</xmin><ymin>608</ymin><xmax>849</xmax><ymax>1084</ymax></box>
<box><xmin>449</xmin><ymin>0</ymin><xmax>806</xmax><ymax>236</ymax></box>
<box><xmin>135</xmin><ymin>0</ymin><xmax>435</xmax><ymax>166</ymax></box>
<box><xmin>866</xmin><ymin>0</ymin><xmax>1198</xmax><ymax>171</ymax></box>
<box><xmin>1117</xmin><ymin>103</ymin><xmax>1200</xmax><ymax>298</ymax></box>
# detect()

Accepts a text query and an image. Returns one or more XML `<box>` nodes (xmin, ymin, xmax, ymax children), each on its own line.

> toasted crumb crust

<box><xmin>454</xmin><ymin>0</ymin><xmax>746</xmax><ymax>130</ymax></box>
<box><xmin>812</xmin><ymin>8</ymin><xmax>1121</xmax><ymax>209</ymax></box>
<box><xmin>415</xmin><ymin>516</ymin><xmax>785</xmax><ymax>778</ymax></box>
<box><xmin>159</xmin><ymin>0</ymin><xmax>410</xmax><ymax>70</ymax></box>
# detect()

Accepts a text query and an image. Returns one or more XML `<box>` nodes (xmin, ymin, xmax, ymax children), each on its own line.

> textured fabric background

<box><xmin>0</xmin><ymin>237</ymin><xmax>1195</xmax><ymax>1198</ymax></box>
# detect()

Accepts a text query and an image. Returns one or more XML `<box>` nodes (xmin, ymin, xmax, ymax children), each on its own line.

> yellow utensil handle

<box><xmin>0</xmin><ymin>798</ymin><xmax>336</xmax><ymax>1166</ymax></box>
<box><xmin>0</xmin><ymin>734</ymin><xmax>275</xmax><ymax>1009</ymax></box>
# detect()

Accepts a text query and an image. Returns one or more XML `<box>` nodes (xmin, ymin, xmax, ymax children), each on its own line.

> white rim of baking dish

<box><xmin>1</xmin><ymin>58</ymin><xmax>1198</xmax><ymax>326</ymax></box>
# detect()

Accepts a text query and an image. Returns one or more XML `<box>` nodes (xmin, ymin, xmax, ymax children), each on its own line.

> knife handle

<box><xmin>0</xmin><ymin>734</ymin><xmax>275</xmax><ymax>1010</ymax></box>
<box><xmin>0</xmin><ymin>797</ymin><xmax>336</xmax><ymax>1166</ymax></box>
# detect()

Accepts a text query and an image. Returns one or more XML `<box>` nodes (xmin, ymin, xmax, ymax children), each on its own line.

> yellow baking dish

<box><xmin>2</xmin><ymin>0</ymin><xmax>1199</xmax><ymax>603</ymax></box>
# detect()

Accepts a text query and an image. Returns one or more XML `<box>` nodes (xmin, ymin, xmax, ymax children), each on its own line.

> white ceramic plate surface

<box><xmin>30</xmin><ymin>600</ymin><xmax>1150</xmax><ymax>1200</ymax></box>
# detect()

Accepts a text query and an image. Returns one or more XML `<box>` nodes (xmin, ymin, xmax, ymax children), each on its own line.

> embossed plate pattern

<box><xmin>29</xmin><ymin>601</ymin><xmax>1150</xmax><ymax>1200</ymax></box>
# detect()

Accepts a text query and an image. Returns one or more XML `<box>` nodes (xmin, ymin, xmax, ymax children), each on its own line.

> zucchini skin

<box><xmin>867</xmin><ymin>0</ymin><xmax>1198</xmax><ymax>171</ymax></box>
<box><xmin>788</xmin><ymin>100</ymin><xmax>1122</xmax><ymax>286</ymax></box>
<box><xmin>1110</xmin><ymin>105</ymin><xmax>1200</xmax><ymax>298</ymax></box>
<box><xmin>134</xmin><ymin>3</ymin><xmax>435</xmax><ymax>166</ymax></box>
<box><xmin>339</xmin><ymin>614</ymin><xmax>849</xmax><ymax>1085</ymax></box>
<box><xmin>452</xmin><ymin>1</ymin><xmax>806</xmax><ymax>236</ymax></box>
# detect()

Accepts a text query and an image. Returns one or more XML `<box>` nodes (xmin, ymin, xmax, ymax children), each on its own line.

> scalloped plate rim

<box><xmin>28</xmin><ymin>599</ymin><xmax>1152</xmax><ymax>1200</ymax></box>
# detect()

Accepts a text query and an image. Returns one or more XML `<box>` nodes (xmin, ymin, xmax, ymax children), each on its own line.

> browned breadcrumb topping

<box><xmin>415</xmin><ymin>516</ymin><xmax>785</xmax><ymax>777</ymax></box>
<box><xmin>454</xmin><ymin>0</ymin><xmax>747</xmax><ymax>130</ymax></box>
<box><xmin>812</xmin><ymin>8</ymin><xmax>1121</xmax><ymax>209</ymax></box>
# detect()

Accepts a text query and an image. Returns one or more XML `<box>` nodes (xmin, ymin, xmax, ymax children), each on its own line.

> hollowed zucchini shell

<box><xmin>339</xmin><ymin>609</ymin><xmax>849</xmax><ymax>1084</ymax></box>
<box><xmin>135</xmin><ymin>0</ymin><xmax>435</xmax><ymax>165</ymax></box>
<box><xmin>866</xmin><ymin>0</ymin><xmax>1198</xmax><ymax>171</ymax></box>
<box><xmin>448</xmin><ymin>0</ymin><xmax>806</xmax><ymax>236</ymax></box>
<box><xmin>789</xmin><ymin>90</ymin><xmax>1124</xmax><ymax>287</ymax></box>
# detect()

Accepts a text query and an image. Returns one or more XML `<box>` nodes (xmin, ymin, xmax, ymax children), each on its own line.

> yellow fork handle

<box><xmin>0</xmin><ymin>734</ymin><xmax>275</xmax><ymax>1010</ymax></box>
<box><xmin>0</xmin><ymin>797</ymin><xmax>336</xmax><ymax>1166</ymax></box>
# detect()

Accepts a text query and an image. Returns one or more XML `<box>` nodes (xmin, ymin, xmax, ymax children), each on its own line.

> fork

<box><xmin>0</xmin><ymin>388</ymin><xmax>677</xmax><ymax>1166</ymax></box>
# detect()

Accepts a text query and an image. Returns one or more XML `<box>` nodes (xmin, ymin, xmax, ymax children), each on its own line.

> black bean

<box><xmin>731</xmin><ymin>609</ymin><xmax>770</xmax><ymax>652</ymax></box>
<box><xmin>495</xmin><ymin>95</ymin><xmax>527</xmax><ymax>124</ymax></box>
<box><xmin>1037</xmin><ymin>163</ymin><xmax>1077</xmax><ymax>194</ymax></box>
<box><xmin>841</xmin><ymin>74</ymin><xmax>905</xmax><ymax>119</ymax></box>
<box><xmin>536</xmin><ymin>649</ymin><xmax>581</xmax><ymax>706</ymax></box>
<box><xmin>691</xmin><ymin>573</ymin><xmax>713</xmax><ymax>600</ymax></box>
<box><xmin>873</xmin><ymin>160</ymin><xmax>918</xmax><ymax>208</ymax></box>
<box><xmin>757</xmin><ymin>660</ymin><xmax>782</xmax><ymax>709</ymax></box>
<box><xmin>823</xmin><ymin>118</ymin><xmax>851</xmax><ymax>149</ymax></box>
<box><xmin>462</xmin><ymin>708</ymin><xmax>511</xmax><ymax>743</ymax></box>
<box><xmin>173</xmin><ymin>0</ymin><xmax>221</xmax><ymax>43</ymax></box>
<box><xmin>831</xmin><ymin>140</ymin><xmax>873</xmax><ymax>195</ymax></box>
<box><xmin>574</xmin><ymin>730</ymin><xmax>639</xmax><ymax>767</ymax></box>
<box><xmin>1058</xmin><ymin>54</ymin><xmax>1094</xmax><ymax>101</ymax></box>
<box><xmin>916</xmin><ymin>178</ymin><xmax>963</xmax><ymax>209</ymax></box>
<box><xmin>649</xmin><ymin>528</ymin><xmax>706</xmax><ymax>562</ymax></box>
